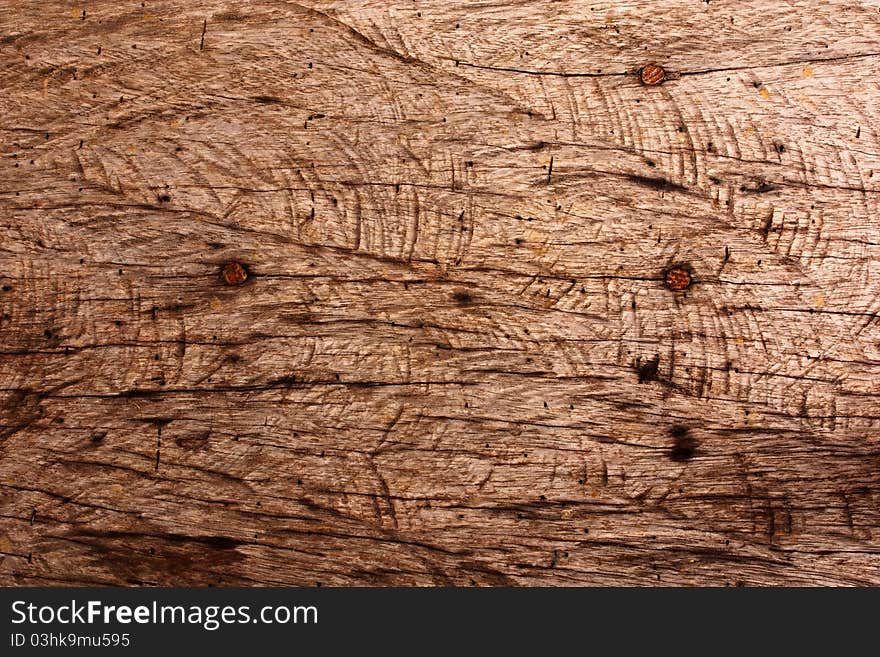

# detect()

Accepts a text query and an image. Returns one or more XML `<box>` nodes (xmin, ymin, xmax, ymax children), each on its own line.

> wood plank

<box><xmin>1</xmin><ymin>0</ymin><xmax>878</xmax><ymax>586</ymax></box>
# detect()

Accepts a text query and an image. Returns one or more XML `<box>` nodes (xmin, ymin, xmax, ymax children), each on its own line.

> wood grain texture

<box><xmin>1</xmin><ymin>0</ymin><xmax>879</xmax><ymax>586</ymax></box>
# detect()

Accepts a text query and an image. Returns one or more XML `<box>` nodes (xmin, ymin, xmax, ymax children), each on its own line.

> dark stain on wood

<box><xmin>627</xmin><ymin>174</ymin><xmax>688</xmax><ymax>192</ymax></box>
<box><xmin>741</xmin><ymin>180</ymin><xmax>778</xmax><ymax>194</ymax></box>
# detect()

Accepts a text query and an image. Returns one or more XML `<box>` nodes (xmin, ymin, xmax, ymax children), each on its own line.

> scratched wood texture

<box><xmin>2</xmin><ymin>0</ymin><xmax>880</xmax><ymax>587</ymax></box>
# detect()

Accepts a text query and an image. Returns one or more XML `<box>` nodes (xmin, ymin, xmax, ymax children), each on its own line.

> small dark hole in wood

<box><xmin>635</xmin><ymin>355</ymin><xmax>660</xmax><ymax>383</ymax></box>
<box><xmin>670</xmin><ymin>425</ymin><xmax>700</xmax><ymax>461</ymax></box>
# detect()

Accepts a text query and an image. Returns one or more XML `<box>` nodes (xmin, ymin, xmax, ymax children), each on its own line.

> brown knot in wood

<box><xmin>665</xmin><ymin>267</ymin><xmax>691</xmax><ymax>291</ymax></box>
<box><xmin>221</xmin><ymin>261</ymin><xmax>248</xmax><ymax>286</ymax></box>
<box><xmin>639</xmin><ymin>63</ymin><xmax>667</xmax><ymax>86</ymax></box>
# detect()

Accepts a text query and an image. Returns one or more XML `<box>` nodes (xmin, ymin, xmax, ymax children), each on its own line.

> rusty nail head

<box><xmin>665</xmin><ymin>267</ymin><xmax>692</xmax><ymax>291</ymax></box>
<box><xmin>221</xmin><ymin>262</ymin><xmax>248</xmax><ymax>286</ymax></box>
<box><xmin>640</xmin><ymin>63</ymin><xmax>667</xmax><ymax>86</ymax></box>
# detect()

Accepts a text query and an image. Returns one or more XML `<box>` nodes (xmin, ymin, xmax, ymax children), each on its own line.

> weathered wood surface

<box><xmin>1</xmin><ymin>0</ymin><xmax>880</xmax><ymax>586</ymax></box>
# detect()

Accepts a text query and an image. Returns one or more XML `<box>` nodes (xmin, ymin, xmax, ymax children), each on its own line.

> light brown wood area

<box><xmin>2</xmin><ymin>1</ymin><xmax>880</xmax><ymax>586</ymax></box>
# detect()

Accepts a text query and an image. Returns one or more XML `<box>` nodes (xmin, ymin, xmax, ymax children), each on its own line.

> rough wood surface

<box><xmin>2</xmin><ymin>0</ymin><xmax>880</xmax><ymax>586</ymax></box>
